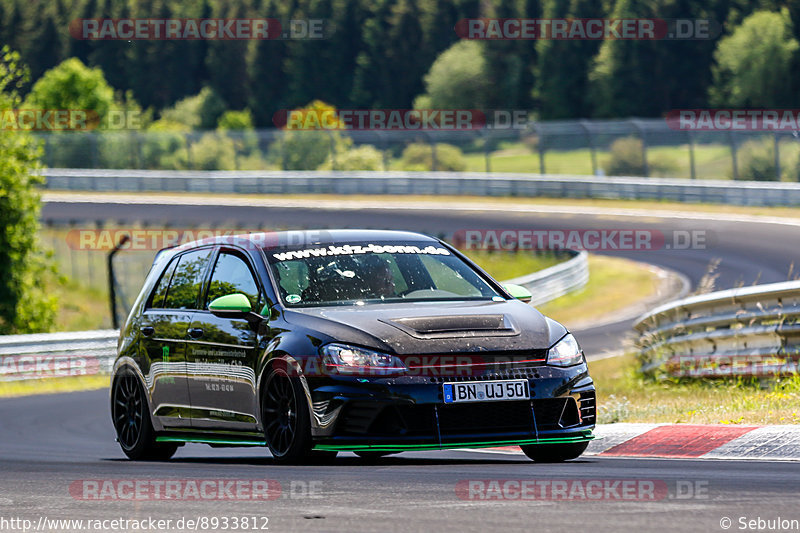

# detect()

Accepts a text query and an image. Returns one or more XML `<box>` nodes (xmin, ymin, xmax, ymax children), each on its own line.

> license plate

<box><xmin>442</xmin><ymin>379</ymin><xmax>529</xmax><ymax>404</ymax></box>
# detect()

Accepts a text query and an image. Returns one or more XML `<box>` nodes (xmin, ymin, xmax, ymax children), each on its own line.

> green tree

<box><xmin>249</xmin><ymin>0</ymin><xmax>290</xmax><ymax>126</ymax></box>
<box><xmin>350</xmin><ymin>0</ymin><xmax>395</xmax><ymax>108</ymax></box>
<box><xmin>268</xmin><ymin>100</ymin><xmax>350</xmax><ymax>170</ymax></box>
<box><xmin>24</xmin><ymin>57</ymin><xmax>116</xmax><ymax>125</ymax></box>
<box><xmin>483</xmin><ymin>0</ymin><xmax>538</xmax><ymax>110</ymax></box>
<box><xmin>27</xmin><ymin>9</ymin><xmax>65</xmax><ymax>82</ymax></box>
<box><xmin>710</xmin><ymin>9</ymin><xmax>799</xmax><ymax>107</ymax></box>
<box><xmin>159</xmin><ymin>87</ymin><xmax>227</xmax><ymax>130</ymax></box>
<box><xmin>217</xmin><ymin>109</ymin><xmax>254</xmax><ymax>130</ymax></box>
<box><xmin>205</xmin><ymin>2</ymin><xmax>250</xmax><ymax>110</ymax></box>
<box><xmin>587</xmin><ymin>0</ymin><xmax>666</xmax><ymax>117</ymax></box>
<box><xmin>535</xmin><ymin>0</ymin><xmax>603</xmax><ymax>119</ymax></box>
<box><xmin>0</xmin><ymin>47</ymin><xmax>57</xmax><ymax>333</ymax></box>
<box><xmin>414</xmin><ymin>40</ymin><xmax>489</xmax><ymax>110</ymax></box>
<box><xmin>399</xmin><ymin>142</ymin><xmax>466</xmax><ymax>171</ymax></box>
<box><xmin>350</xmin><ymin>0</ymin><xmax>438</xmax><ymax>109</ymax></box>
<box><xmin>86</xmin><ymin>0</ymin><xmax>134</xmax><ymax>101</ymax></box>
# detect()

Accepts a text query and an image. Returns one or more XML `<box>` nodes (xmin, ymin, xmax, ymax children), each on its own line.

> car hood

<box><xmin>282</xmin><ymin>299</ymin><xmax>565</xmax><ymax>356</ymax></box>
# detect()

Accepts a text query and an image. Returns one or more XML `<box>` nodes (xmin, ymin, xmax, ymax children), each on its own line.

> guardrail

<box><xmin>634</xmin><ymin>280</ymin><xmax>800</xmax><ymax>378</ymax></box>
<box><xmin>0</xmin><ymin>253</ymin><xmax>587</xmax><ymax>381</ymax></box>
<box><xmin>41</xmin><ymin>168</ymin><xmax>800</xmax><ymax>207</ymax></box>
<box><xmin>505</xmin><ymin>250</ymin><xmax>588</xmax><ymax>306</ymax></box>
<box><xmin>0</xmin><ymin>330</ymin><xmax>118</xmax><ymax>381</ymax></box>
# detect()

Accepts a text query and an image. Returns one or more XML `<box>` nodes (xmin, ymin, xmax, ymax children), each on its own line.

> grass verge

<box><xmin>464</xmin><ymin>249</ymin><xmax>563</xmax><ymax>280</ymax></box>
<box><xmin>46</xmin><ymin>275</ymin><xmax>113</xmax><ymax>331</ymax></box>
<box><xmin>590</xmin><ymin>352</ymin><xmax>800</xmax><ymax>425</ymax></box>
<box><xmin>0</xmin><ymin>375</ymin><xmax>109</xmax><ymax>398</ymax></box>
<box><xmin>538</xmin><ymin>255</ymin><xmax>661</xmax><ymax>328</ymax></box>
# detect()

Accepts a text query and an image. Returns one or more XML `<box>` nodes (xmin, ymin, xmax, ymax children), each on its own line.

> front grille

<box><xmin>430</xmin><ymin>367</ymin><xmax>544</xmax><ymax>382</ymax></box>
<box><xmin>438</xmin><ymin>400</ymin><xmax>534</xmax><ymax>434</ymax></box>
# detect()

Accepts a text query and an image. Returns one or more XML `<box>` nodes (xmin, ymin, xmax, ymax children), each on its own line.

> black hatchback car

<box><xmin>111</xmin><ymin>229</ymin><xmax>596</xmax><ymax>463</ymax></box>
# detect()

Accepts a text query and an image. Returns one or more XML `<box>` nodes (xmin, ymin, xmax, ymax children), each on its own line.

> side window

<box><xmin>205</xmin><ymin>252</ymin><xmax>260</xmax><ymax>309</ymax></box>
<box><xmin>149</xmin><ymin>257</ymin><xmax>178</xmax><ymax>308</ymax></box>
<box><xmin>163</xmin><ymin>249</ymin><xmax>212</xmax><ymax>310</ymax></box>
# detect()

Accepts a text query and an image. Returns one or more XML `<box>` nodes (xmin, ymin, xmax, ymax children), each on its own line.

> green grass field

<box><xmin>446</xmin><ymin>140</ymin><xmax>800</xmax><ymax>180</ymax></box>
<box><xmin>461</xmin><ymin>141</ymin><xmax>740</xmax><ymax>178</ymax></box>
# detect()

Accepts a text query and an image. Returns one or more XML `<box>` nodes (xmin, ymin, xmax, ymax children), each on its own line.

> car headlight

<box><xmin>321</xmin><ymin>343</ymin><xmax>407</xmax><ymax>374</ymax></box>
<box><xmin>546</xmin><ymin>334</ymin><xmax>584</xmax><ymax>367</ymax></box>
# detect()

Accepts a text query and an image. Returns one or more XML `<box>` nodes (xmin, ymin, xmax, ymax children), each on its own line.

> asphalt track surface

<box><xmin>1</xmin><ymin>390</ymin><xmax>799</xmax><ymax>533</ymax></box>
<box><xmin>0</xmin><ymin>197</ymin><xmax>795</xmax><ymax>532</ymax></box>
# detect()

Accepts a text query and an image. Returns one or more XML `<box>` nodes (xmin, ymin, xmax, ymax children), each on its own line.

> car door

<box><xmin>185</xmin><ymin>247</ymin><xmax>263</xmax><ymax>431</ymax></box>
<box><xmin>139</xmin><ymin>247</ymin><xmax>213</xmax><ymax>429</ymax></box>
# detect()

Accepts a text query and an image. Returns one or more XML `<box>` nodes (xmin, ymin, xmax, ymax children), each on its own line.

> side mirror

<box><xmin>503</xmin><ymin>284</ymin><xmax>533</xmax><ymax>303</ymax></box>
<box><xmin>208</xmin><ymin>293</ymin><xmax>253</xmax><ymax>318</ymax></box>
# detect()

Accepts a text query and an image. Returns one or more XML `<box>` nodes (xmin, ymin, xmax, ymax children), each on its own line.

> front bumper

<box><xmin>305</xmin><ymin>363</ymin><xmax>596</xmax><ymax>451</ymax></box>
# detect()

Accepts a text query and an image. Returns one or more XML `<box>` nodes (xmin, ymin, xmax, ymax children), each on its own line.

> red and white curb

<box><xmin>470</xmin><ymin>424</ymin><xmax>800</xmax><ymax>461</ymax></box>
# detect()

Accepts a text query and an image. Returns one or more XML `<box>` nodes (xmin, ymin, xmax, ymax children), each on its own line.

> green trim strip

<box><xmin>156</xmin><ymin>432</ymin><xmax>594</xmax><ymax>451</ymax></box>
<box><xmin>312</xmin><ymin>433</ymin><xmax>594</xmax><ymax>452</ymax></box>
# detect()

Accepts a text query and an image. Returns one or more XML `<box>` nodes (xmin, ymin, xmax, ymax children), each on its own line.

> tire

<box><xmin>261</xmin><ymin>367</ymin><xmax>313</xmax><ymax>464</ymax></box>
<box><xmin>111</xmin><ymin>370</ymin><xmax>178</xmax><ymax>461</ymax></box>
<box><xmin>520</xmin><ymin>442</ymin><xmax>588</xmax><ymax>463</ymax></box>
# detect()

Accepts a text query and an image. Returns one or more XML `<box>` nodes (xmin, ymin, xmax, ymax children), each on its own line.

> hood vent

<box><xmin>381</xmin><ymin>314</ymin><xmax>519</xmax><ymax>339</ymax></box>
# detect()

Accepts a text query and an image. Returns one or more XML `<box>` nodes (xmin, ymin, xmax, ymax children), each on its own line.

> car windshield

<box><xmin>265</xmin><ymin>241</ymin><xmax>502</xmax><ymax>306</ymax></box>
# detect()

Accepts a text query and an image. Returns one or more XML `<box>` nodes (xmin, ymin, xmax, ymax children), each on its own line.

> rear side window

<box><xmin>149</xmin><ymin>256</ymin><xmax>178</xmax><ymax>308</ymax></box>
<box><xmin>205</xmin><ymin>252</ymin><xmax>261</xmax><ymax>309</ymax></box>
<box><xmin>163</xmin><ymin>248</ymin><xmax>213</xmax><ymax>310</ymax></box>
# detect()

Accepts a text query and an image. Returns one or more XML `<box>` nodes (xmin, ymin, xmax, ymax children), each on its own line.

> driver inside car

<box><xmin>361</xmin><ymin>257</ymin><xmax>397</xmax><ymax>299</ymax></box>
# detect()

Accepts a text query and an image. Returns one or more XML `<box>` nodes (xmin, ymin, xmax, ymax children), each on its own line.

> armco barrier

<box><xmin>505</xmin><ymin>250</ymin><xmax>588</xmax><ymax>306</ymax></box>
<box><xmin>634</xmin><ymin>280</ymin><xmax>800</xmax><ymax>378</ymax></box>
<box><xmin>41</xmin><ymin>169</ymin><xmax>800</xmax><ymax>207</ymax></box>
<box><xmin>0</xmin><ymin>329</ymin><xmax>118</xmax><ymax>381</ymax></box>
<box><xmin>0</xmin><ymin>255</ymin><xmax>586</xmax><ymax>381</ymax></box>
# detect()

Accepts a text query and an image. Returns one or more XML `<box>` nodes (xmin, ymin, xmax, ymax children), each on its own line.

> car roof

<box><xmin>168</xmin><ymin>229</ymin><xmax>439</xmax><ymax>254</ymax></box>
